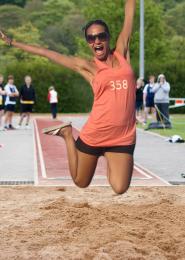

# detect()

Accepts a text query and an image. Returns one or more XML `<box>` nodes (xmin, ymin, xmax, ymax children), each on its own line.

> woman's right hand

<box><xmin>0</xmin><ymin>30</ymin><xmax>12</xmax><ymax>46</ymax></box>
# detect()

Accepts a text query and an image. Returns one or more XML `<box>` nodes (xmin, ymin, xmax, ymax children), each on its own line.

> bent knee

<box><xmin>112</xmin><ymin>184</ymin><xmax>130</xmax><ymax>195</ymax></box>
<box><xmin>74</xmin><ymin>178</ymin><xmax>90</xmax><ymax>189</ymax></box>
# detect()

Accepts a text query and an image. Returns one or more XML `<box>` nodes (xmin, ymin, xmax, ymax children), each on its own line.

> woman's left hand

<box><xmin>0</xmin><ymin>31</ymin><xmax>12</xmax><ymax>46</ymax></box>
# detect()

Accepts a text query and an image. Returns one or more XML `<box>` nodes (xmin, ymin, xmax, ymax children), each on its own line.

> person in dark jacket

<box><xmin>136</xmin><ymin>78</ymin><xmax>144</xmax><ymax>122</ymax></box>
<box><xmin>0</xmin><ymin>74</ymin><xmax>5</xmax><ymax>130</ymax></box>
<box><xmin>17</xmin><ymin>75</ymin><xmax>36</xmax><ymax>129</ymax></box>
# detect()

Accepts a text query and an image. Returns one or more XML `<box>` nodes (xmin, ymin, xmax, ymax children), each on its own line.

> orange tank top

<box><xmin>80</xmin><ymin>51</ymin><xmax>136</xmax><ymax>147</ymax></box>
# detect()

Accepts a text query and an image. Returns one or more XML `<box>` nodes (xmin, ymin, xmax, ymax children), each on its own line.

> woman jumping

<box><xmin>0</xmin><ymin>0</ymin><xmax>136</xmax><ymax>194</ymax></box>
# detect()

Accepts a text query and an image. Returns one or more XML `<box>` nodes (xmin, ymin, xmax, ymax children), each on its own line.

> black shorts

<box><xmin>136</xmin><ymin>101</ymin><xmax>143</xmax><ymax>111</ymax></box>
<box><xmin>5</xmin><ymin>104</ymin><xmax>15</xmax><ymax>112</ymax></box>
<box><xmin>146</xmin><ymin>101</ymin><xmax>154</xmax><ymax>108</ymax></box>
<box><xmin>21</xmin><ymin>104</ymin><xmax>33</xmax><ymax>113</ymax></box>
<box><xmin>0</xmin><ymin>105</ymin><xmax>4</xmax><ymax>110</ymax></box>
<box><xmin>76</xmin><ymin>137</ymin><xmax>135</xmax><ymax>156</ymax></box>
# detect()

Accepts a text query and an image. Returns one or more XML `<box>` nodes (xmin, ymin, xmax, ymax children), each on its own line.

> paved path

<box><xmin>0</xmin><ymin>117</ymin><xmax>34</xmax><ymax>183</ymax></box>
<box><xmin>135</xmin><ymin>129</ymin><xmax>185</xmax><ymax>184</ymax></box>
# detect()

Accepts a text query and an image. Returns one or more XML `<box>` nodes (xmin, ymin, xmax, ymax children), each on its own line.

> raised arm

<box><xmin>0</xmin><ymin>31</ymin><xmax>94</xmax><ymax>82</ymax></box>
<box><xmin>116</xmin><ymin>0</ymin><xmax>136</xmax><ymax>59</ymax></box>
<box><xmin>161</xmin><ymin>82</ymin><xmax>170</xmax><ymax>93</ymax></box>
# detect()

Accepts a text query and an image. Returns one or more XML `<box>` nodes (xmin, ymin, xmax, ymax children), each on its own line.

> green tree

<box><xmin>24</xmin><ymin>0</ymin><xmax>43</xmax><ymax>12</ymax></box>
<box><xmin>42</xmin><ymin>13</ymin><xmax>85</xmax><ymax>55</ymax></box>
<box><xmin>170</xmin><ymin>36</ymin><xmax>185</xmax><ymax>61</ymax></box>
<box><xmin>0</xmin><ymin>4</ymin><xmax>26</xmax><ymax>29</ymax></box>
<box><xmin>28</xmin><ymin>0</ymin><xmax>75</xmax><ymax>30</ymax></box>
<box><xmin>0</xmin><ymin>0</ymin><xmax>26</xmax><ymax>7</ymax></box>
<box><xmin>165</xmin><ymin>2</ymin><xmax>185</xmax><ymax>36</ymax></box>
<box><xmin>154</xmin><ymin>0</ymin><xmax>184</xmax><ymax>10</ymax></box>
<box><xmin>0</xmin><ymin>22</ymin><xmax>45</xmax><ymax>70</ymax></box>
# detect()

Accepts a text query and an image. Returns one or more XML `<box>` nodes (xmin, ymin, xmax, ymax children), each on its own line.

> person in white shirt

<box><xmin>48</xmin><ymin>86</ymin><xmax>58</xmax><ymax>119</ymax></box>
<box><xmin>143</xmin><ymin>75</ymin><xmax>156</xmax><ymax>124</ymax></box>
<box><xmin>4</xmin><ymin>75</ymin><xmax>19</xmax><ymax>130</ymax></box>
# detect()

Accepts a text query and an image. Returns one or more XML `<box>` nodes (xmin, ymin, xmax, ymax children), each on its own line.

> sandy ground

<box><xmin>1</xmin><ymin>186</ymin><xmax>185</xmax><ymax>260</ymax></box>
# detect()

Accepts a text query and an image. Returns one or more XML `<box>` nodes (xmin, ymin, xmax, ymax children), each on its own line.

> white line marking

<box><xmin>46</xmin><ymin>175</ymin><xmax>151</xmax><ymax>181</ymax></box>
<box><xmin>32</xmin><ymin>119</ymin><xmax>38</xmax><ymax>185</ymax></box>
<box><xmin>135</xmin><ymin>162</ymin><xmax>171</xmax><ymax>186</ymax></box>
<box><xmin>37</xmin><ymin>184</ymin><xmax>110</xmax><ymax>187</ymax></box>
<box><xmin>34</xmin><ymin>119</ymin><xmax>47</xmax><ymax>178</ymax></box>
<box><xmin>46</xmin><ymin>175</ymin><xmax>107</xmax><ymax>180</ymax></box>
<box><xmin>134</xmin><ymin>165</ymin><xmax>152</xmax><ymax>179</ymax></box>
<box><xmin>137</xmin><ymin>127</ymin><xmax>167</xmax><ymax>139</ymax></box>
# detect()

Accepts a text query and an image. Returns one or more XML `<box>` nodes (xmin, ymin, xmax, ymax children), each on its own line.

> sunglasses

<box><xmin>86</xmin><ymin>32</ymin><xmax>109</xmax><ymax>44</ymax></box>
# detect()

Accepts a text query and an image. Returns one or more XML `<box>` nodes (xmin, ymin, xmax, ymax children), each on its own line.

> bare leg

<box><xmin>4</xmin><ymin>111</ymin><xmax>10</xmax><ymax>126</ymax></box>
<box><xmin>18</xmin><ymin>113</ymin><xmax>26</xmax><ymax>125</ymax></box>
<box><xmin>0</xmin><ymin>110</ymin><xmax>4</xmax><ymax>128</ymax></box>
<box><xmin>57</xmin><ymin>126</ymin><xmax>99</xmax><ymax>187</ymax></box>
<box><xmin>104</xmin><ymin>152</ymin><xmax>134</xmax><ymax>194</ymax></box>
<box><xmin>25</xmin><ymin>112</ymin><xmax>30</xmax><ymax>125</ymax></box>
<box><xmin>9</xmin><ymin>112</ymin><xmax>13</xmax><ymax>126</ymax></box>
<box><xmin>136</xmin><ymin>109</ymin><xmax>144</xmax><ymax>123</ymax></box>
<box><xmin>144</xmin><ymin>107</ymin><xmax>149</xmax><ymax>123</ymax></box>
<box><xmin>136</xmin><ymin>109</ymin><xmax>139</xmax><ymax>118</ymax></box>
<box><xmin>151</xmin><ymin>107</ymin><xmax>156</xmax><ymax>121</ymax></box>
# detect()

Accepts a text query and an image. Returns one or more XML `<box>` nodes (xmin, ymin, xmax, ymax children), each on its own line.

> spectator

<box><xmin>17</xmin><ymin>75</ymin><xmax>36</xmax><ymax>129</ymax></box>
<box><xmin>48</xmin><ymin>86</ymin><xmax>58</xmax><ymax>119</ymax></box>
<box><xmin>143</xmin><ymin>75</ymin><xmax>156</xmax><ymax>124</ymax></box>
<box><xmin>136</xmin><ymin>78</ymin><xmax>144</xmax><ymax>122</ymax></box>
<box><xmin>152</xmin><ymin>74</ymin><xmax>171</xmax><ymax>126</ymax></box>
<box><xmin>4</xmin><ymin>75</ymin><xmax>19</xmax><ymax>130</ymax></box>
<box><xmin>0</xmin><ymin>74</ymin><xmax>5</xmax><ymax>131</ymax></box>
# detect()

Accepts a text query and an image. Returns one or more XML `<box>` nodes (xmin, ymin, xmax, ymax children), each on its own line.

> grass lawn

<box><xmin>137</xmin><ymin>114</ymin><xmax>185</xmax><ymax>139</ymax></box>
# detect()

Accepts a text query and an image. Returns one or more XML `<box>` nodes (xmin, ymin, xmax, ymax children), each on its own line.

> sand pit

<box><xmin>1</xmin><ymin>186</ymin><xmax>185</xmax><ymax>260</ymax></box>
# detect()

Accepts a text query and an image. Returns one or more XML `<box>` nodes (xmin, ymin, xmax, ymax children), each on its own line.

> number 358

<box><xmin>110</xmin><ymin>80</ymin><xmax>128</xmax><ymax>90</ymax></box>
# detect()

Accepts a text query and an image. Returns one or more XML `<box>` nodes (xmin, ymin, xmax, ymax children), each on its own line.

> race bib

<box><xmin>109</xmin><ymin>80</ymin><xmax>128</xmax><ymax>91</ymax></box>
